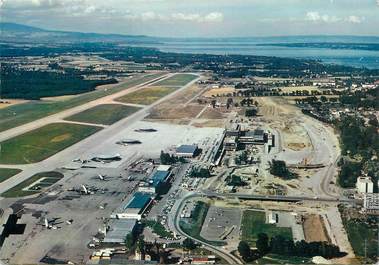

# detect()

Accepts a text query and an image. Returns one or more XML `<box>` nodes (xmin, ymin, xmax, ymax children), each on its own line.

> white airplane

<box><xmin>41</xmin><ymin>217</ymin><xmax>62</xmax><ymax>229</ymax></box>
<box><xmin>82</xmin><ymin>185</ymin><xmax>89</xmax><ymax>194</ymax></box>
<box><xmin>94</xmin><ymin>174</ymin><xmax>113</xmax><ymax>181</ymax></box>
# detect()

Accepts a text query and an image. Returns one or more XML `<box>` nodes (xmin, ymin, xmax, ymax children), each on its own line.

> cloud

<box><xmin>346</xmin><ymin>15</ymin><xmax>363</xmax><ymax>23</ymax></box>
<box><xmin>129</xmin><ymin>11</ymin><xmax>224</xmax><ymax>23</ymax></box>
<box><xmin>306</xmin><ymin>11</ymin><xmax>340</xmax><ymax>23</ymax></box>
<box><xmin>2</xmin><ymin>0</ymin><xmax>85</xmax><ymax>9</ymax></box>
<box><xmin>306</xmin><ymin>11</ymin><xmax>364</xmax><ymax>24</ymax></box>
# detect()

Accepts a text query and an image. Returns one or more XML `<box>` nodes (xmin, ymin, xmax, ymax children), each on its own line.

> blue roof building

<box><xmin>151</xmin><ymin>170</ymin><xmax>170</xmax><ymax>187</ymax></box>
<box><xmin>125</xmin><ymin>192</ymin><xmax>152</xmax><ymax>209</ymax></box>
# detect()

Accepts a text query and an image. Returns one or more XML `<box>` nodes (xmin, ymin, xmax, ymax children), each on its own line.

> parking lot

<box><xmin>200</xmin><ymin>206</ymin><xmax>242</xmax><ymax>242</ymax></box>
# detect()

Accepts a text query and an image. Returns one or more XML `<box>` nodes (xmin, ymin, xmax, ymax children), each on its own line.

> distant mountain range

<box><xmin>1</xmin><ymin>22</ymin><xmax>379</xmax><ymax>45</ymax></box>
<box><xmin>0</xmin><ymin>22</ymin><xmax>157</xmax><ymax>44</ymax></box>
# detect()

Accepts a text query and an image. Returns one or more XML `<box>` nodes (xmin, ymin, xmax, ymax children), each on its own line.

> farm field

<box><xmin>2</xmin><ymin>171</ymin><xmax>64</xmax><ymax>197</ymax></box>
<box><xmin>116</xmin><ymin>86</ymin><xmax>177</xmax><ymax>105</ymax></box>
<box><xmin>0</xmin><ymin>168</ymin><xmax>22</xmax><ymax>183</ymax></box>
<box><xmin>0</xmin><ymin>123</ymin><xmax>101</xmax><ymax>164</ymax></box>
<box><xmin>153</xmin><ymin>73</ymin><xmax>197</xmax><ymax>86</ymax></box>
<box><xmin>241</xmin><ymin>210</ymin><xmax>292</xmax><ymax>245</ymax></box>
<box><xmin>64</xmin><ymin>104</ymin><xmax>141</xmax><ymax>125</ymax></box>
<box><xmin>0</xmin><ymin>73</ymin><xmax>165</xmax><ymax>132</ymax></box>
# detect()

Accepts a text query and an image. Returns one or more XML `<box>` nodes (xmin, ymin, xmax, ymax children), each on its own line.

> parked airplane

<box><xmin>92</xmin><ymin>174</ymin><xmax>114</xmax><ymax>181</ymax></box>
<box><xmin>116</xmin><ymin>139</ymin><xmax>142</xmax><ymax>145</ymax></box>
<box><xmin>38</xmin><ymin>217</ymin><xmax>63</xmax><ymax>229</ymax></box>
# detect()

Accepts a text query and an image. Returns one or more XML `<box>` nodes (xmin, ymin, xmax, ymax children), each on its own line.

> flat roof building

<box><xmin>356</xmin><ymin>176</ymin><xmax>373</xmax><ymax>193</ymax></box>
<box><xmin>114</xmin><ymin>192</ymin><xmax>153</xmax><ymax>220</ymax></box>
<box><xmin>151</xmin><ymin>170</ymin><xmax>170</xmax><ymax>187</ymax></box>
<box><xmin>103</xmin><ymin>219</ymin><xmax>137</xmax><ymax>244</ymax></box>
<box><xmin>176</xmin><ymin>144</ymin><xmax>198</xmax><ymax>157</ymax></box>
<box><xmin>239</xmin><ymin>129</ymin><xmax>266</xmax><ymax>144</ymax></box>
<box><xmin>364</xmin><ymin>193</ymin><xmax>379</xmax><ymax>212</ymax></box>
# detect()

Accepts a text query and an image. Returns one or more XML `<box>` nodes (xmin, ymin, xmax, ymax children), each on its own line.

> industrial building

<box><xmin>223</xmin><ymin>136</ymin><xmax>237</xmax><ymax>151</ymax></box>
<box><xmin>356</xmin><ymin>176</ymin><xmax>374</xmax><ymax>193</ymax></box>
<box><xmin>238</xmin><ymin>129</ymin><xmax>266</xmax><ymax>144</ymax></box>
<box><xmin>103</xmin><ymin>219</ymin><xmax>137</xmax><ymax>244</ymax></box>
<box><xmin>176</xmin><ymin>144</ymin><xmax>198</xmax><ymax>157</ymax></box>
<box><xmin>113</xmin><ymin>192</ymin><xmax>153</xmax><ymax>220</ymax></box>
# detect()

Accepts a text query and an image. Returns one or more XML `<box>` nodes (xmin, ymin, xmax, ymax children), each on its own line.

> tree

<box><xmin>182</xmin><ymin>238</ymin><xmax>197</xmax><ymax>250</ymax></box>
<box><xmin>125</xmin><ymin>232</ymin><xmax>135</xmax><ymax>249</ymax></box>
<box><xmin>245</xmin><ymin>108</ymin><xmax>258</xmax><ymax>117</ymax></box>
<box><xmin>190</xmin><ymin>167</ymin><xmax>211</xmax><ymax>178</ymax></box>
<box><xmin>320</xmin><ymin>96</ymin><xmax>328</xmax><ymax>103</ymax></box>
<box><xmin>226</xmin><ymin>175</ymin><xmax>247</xmax><ymax>186</ymax></box>
<box><xmin>238</xmin><ymin>241</ymin><xmax>252</xmax><ymax>261</ymax></box>
<box><xmin>256</xmin><ymin>233</ymin><xmax>270</xmax><ymax>254</ymax></box>
<box><xmin>270</xmin><ymin>159</ymin><xmax>295</xmax><ymax>179</ymax></box>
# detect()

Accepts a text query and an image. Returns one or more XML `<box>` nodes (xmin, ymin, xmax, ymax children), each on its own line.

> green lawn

<box><xmin>0</xmin><ymin>73</ymin><xmax>165</xmax><ymax>132</ymax></box>
<box><xmin>154</xmin><ymin>74</ymin><xmax>198</xmax><ymax>86</ymax></box>
<box><xmin>2</xmin><ymin>171</ymin><xmax>64</xmax><ymax>197</ymax></box>
<box><xmin>0</xmin><ymin>168</ymin><xmax>22</xmax><ymax>183</ymax></box>
<box><xmin>143</xmin><ymin>220</ymin><xmax>175</xmax><ymax>239</ymax></box>
<box><xmin>0</xmin><ymin>123</ymin><xmax>101</xmax><ymax>164</ymax></box>
<box><xmin>116</xmin><ymin>86</ymin><xmax>177</xmax><ymax>105</ymax></box>
<box><xmin>179</xmin><ymin>201</ymin><xmax>226</xmax><ymax>246</ymax></box>
<box><xmin>344</xmin><ymin>218</ymin><xmax>378</xmax><ymax>259</ymax></box>
<box><xmin>64</xmin><ymin>104</ymin><xmax>141</xmax><ymax>125</ymax></box>
<box><xmin>241</xmin><ymin>210</ymin><xmax>292</xmax><ymax>245</ymax></box>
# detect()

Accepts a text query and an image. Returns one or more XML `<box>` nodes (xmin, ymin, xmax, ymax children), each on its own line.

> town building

<box><xmin>363</xmin><ymin>193</ymin><xmax>379</xmax><ymax>212</ymax></box>
<box><xmin>356</xmin><ymin>176</ymin><xmax>374</xmax><ymax>193</ymax></box>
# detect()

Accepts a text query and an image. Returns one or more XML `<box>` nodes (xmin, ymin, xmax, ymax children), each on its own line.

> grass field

<box><xmin>117</xmin><ymin>86</ymin><xmax>177</xmax><ymax>105</ymax></box>
<box><xmin>241</xmin><ymin>210</ymin><xmax>292</xmax><ymax>245</ymax></box>
<box><xmin>0</xmin><ymin>168</ymin><xmax>22</xmax><ymax>183</ymax></box>
<box><xmin>0</xmin><ymin>123</ymin><xmax>101</xmax><ymax>164</ymax></box>
<box><xmin>0</xmin><ymin>73</ymin><xmax>165</xmax><ymax>132</ymax></box>
<box><xmin>2</xmin><ymin>171</ymin><xmax>64</xmax><ymax>197</ymax></box>
<box><xmin>153</xmin><ymin>73</ymin><xmax>197</xmax><ymax>86</ymax></box>
<box><xmin>64</xmin><ymin>104</ymin><xmax>141</xmax><ymax>125</ymax></box>
<box><xmin>344</xmin><ymin>219</ymin><xmax>378</xmax><ymax>259</ymax></box>
<box><xmin>179</xmin><ymin>201</ymin><xmax>226</xmax><ymax>246</ymax></box>
<box><xmin>143</xmin><ymin>220</ymin><xmax>175</xmax><ymax>239</ymax></box>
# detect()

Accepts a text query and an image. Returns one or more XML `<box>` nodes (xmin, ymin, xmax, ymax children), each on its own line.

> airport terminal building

<box><xmin>113</xmin><ymin>192</ymin><xmax>153</xmax><ymax>220</ymax></box>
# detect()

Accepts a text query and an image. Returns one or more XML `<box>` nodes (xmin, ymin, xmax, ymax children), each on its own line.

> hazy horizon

<box><xmin>2</xmin><ymin>0</ymin><xmax>379</xmax><ymax>38</ymax></box>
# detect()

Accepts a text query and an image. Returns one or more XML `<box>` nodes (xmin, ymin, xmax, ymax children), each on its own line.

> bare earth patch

<box><xmin>0</xmin><ymin>99</ymin><xmax>29</xmax><ymax>109</ymax></box>
<box><xmin>303</xmin><ymin>214</ymin><xmax>330</xmax><ymax>243</ymax></box>
<box><xmin>50</xmin><ymin>133</ymin><xmax>72</xmax><ymax>143</ymax></box>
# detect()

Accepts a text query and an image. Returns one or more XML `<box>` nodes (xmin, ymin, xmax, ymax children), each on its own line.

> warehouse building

<box><xmin>238</xmin><ymin>129</ymin><xmax>266</xmax><ymax>144</ymax></box>
<box><xmin>103</xmin><ymin>219</ymin><xmax>137</xmax><ymax>244</ymax></box>
<box><xmin>114</xmin><ymin>192</ymin><xmax>153</xmax><ymax>220</ymax></box>
<box><xmin>176</xmin><ymin>144</ymin><xmax>198</xmax><ymax>158</ymax></box>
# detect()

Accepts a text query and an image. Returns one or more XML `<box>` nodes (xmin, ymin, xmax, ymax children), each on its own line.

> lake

<box><xmin>133</xmin><ymin>41</ymin><xmax>379</xmax><ymax>69</ymax></box>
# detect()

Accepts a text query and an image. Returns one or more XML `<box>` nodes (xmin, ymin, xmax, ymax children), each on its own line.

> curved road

<box><xmin>173</xmin><ymin>193</ymin><xmax>243</xmax><ymax>265</ymax></box>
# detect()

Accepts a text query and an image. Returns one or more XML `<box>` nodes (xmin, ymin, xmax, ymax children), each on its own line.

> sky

<box><xmin>1</xmin><ymin>0</ymin><xmax>379</xmax><ymax>37</ymax></box>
